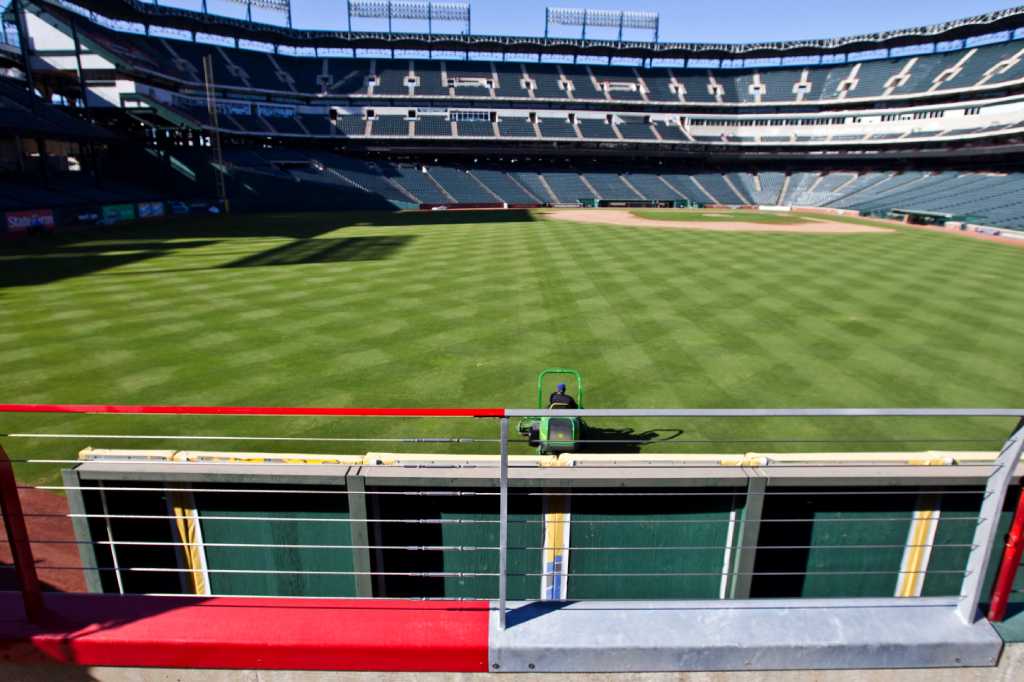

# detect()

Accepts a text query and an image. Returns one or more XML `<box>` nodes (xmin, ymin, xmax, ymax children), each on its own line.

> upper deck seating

<box><xmin>760</xmin><ymin>68</ymin><xmax>801</xmax><ymax>102</ymax></box>
<box><xmin>497</xmin><ymin>117</ymin><xmax>536</xmax><ymax>138</ymax></box>
<box><xmin>70</xmin><ymin>16</ymin><xmax>1024</xmax><ymax>106</ymax></box>
<box><xmin>413</xmin><ymin>61</ymin><xmax>449</xmax><ymax>96</ymax></box>
<box><xmin>849</xmin><ymin>58</ymin><xmax>909</xmax><ymax>98</ymax></box>
<box><xmin>562</xmin><ymin>65</ymin><xmax>604</xmax><ymax>100</ymax></box>
<box><xmin>325</xmin><ymin>59</ymin><xmax>373</xmax><ymax>96</ymax></box>
<box><xmin>492</xmin><ymin>62</ymin><xmax>530</xmax><ymax>98</ymax></box>
<box><xmin>676</xmin><ymin>72</ymin><xmax>717</xmax><ymax>103</ymax></box>
<box><xmin>372</xmin><ymin>115</ymin><xmax>408</xmax><ymax>136</ymax></box>
<box><xmin>525</xmin><ymin>64</ymin><xmax>569</xmax><ymax>100</ymax></box>
<box><xmin>643</xmin><ymin>69</ymin><xmax>680</xmax><ymax>102</ymax></box>
<box><xmin>374</xmin><ymin>60</ymin><xmax>411</xmax><ymax>96</ymax></box>
<box><xmin>414</xmin><ymin>116</ymin><xmax>452</xmax><ymax>136</ymax></box>
<box><xmin>456</xmin><ymin>120</ymin><xmax>495</xmax><ymax>137</ymax></box>
<box><xmin>591</xmin><ymin>66</ymin><xmax>644</xmax><ymax>102</ymax></box>
<box><xmin>577</xmin><ymin>118</ymin><xmax>615</xmax><ymax>139</ymax></box>
<box><xmin>616</xmin><ymin>116</ymin><xmax>657</xmax><ymax>140</ymax></box>
<box><xmin>538</xmin><ymin>118</ymin><xmax>577</xmax><ymax>139</ymax></box>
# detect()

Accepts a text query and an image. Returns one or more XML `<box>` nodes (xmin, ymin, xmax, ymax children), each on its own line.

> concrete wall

<box><xmin>5</xmin><ymin>642</ymin><xmax>1024</xmax><ymax>680</ymax></box>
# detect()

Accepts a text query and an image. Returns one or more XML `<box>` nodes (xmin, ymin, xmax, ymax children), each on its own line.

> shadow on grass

<box><xmin>222</xmin><ymin>235</ymin><xmax>416</xmax><ymax>267</ymax></box>
<box><xmin>0</xmin><ymin>238</ymin><xmax>219</xmax><ymax>288</ymax></box>
<box><xmin>0</xmin><ymin>208</ymin><xmax>528</xmax><ymax>285</ymax></box>
<box><xmin>347</xmin><ymin>209</ymin><xmax>536</xmax><ymax>228</ymax></box>
<box><xmin>578</xmin><ymin>426</ymin><xmax>685</xmax><ymax>454</ymax></box>
<box><xmin>40</xmin><ymin>209</ymin><xmax>535</xmax><ymax>242</ymax></box>
<box><xmin>0</xmin><ymin>252</ymin><xmax>170</xmax><ymax>288</ymax></box>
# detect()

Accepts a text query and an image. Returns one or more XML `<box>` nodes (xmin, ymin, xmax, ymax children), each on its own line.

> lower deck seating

<box><xmin>585</xmin><ymin>173</ymin><xmax>641</xmax><ymax>200</ymax></box>
<box><xmin>543</xmin><ymin>172</ymin><xmax>596</xmax><ymax>203</ymax></box>
<box><xmin>694</xmin><ymin>174</ymin><xmax>745</xmax><ymax>204</ymax></box>
<box><xmin>391</xmin><ymin>165</ymin><xmax>448</xmax><ymax>203</ymax></box>
<box><xmin>18</xmin><ymin>136</ymin><xmax>1024</xmax><ymax>228</ymax></box>
<box><xmin>623</xmin><ymin>173</ymin><xmax>683</xmax><ymax>201</ymax></box>
<box><xmin>470</xmin><ymin>169</ymin><xmax>538</xmax><ymax>203</ymax></box>
<box><xmin>427</xmin><ymin>166</ymin><xmax>495</xmax><ymax>203</ymax></box>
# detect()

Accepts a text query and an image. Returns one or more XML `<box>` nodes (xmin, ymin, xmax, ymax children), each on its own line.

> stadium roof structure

<box><xmin>39</xmin><ymin>0</ymin><xmax>1024</xmax><ymax>60</ymax></box>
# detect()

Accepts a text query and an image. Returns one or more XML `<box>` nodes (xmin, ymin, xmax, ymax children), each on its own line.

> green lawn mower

<box><xmin>517</xmin><ymin>368</ymin><xmax>584</xmax><ymax>455</ymax></box>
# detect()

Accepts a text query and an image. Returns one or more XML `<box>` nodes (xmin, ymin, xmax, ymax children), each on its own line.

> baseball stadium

<box><xmin>1</xmin><ymin>0</ymin><xmax>1024</xmax><ymax>677</ymax></box>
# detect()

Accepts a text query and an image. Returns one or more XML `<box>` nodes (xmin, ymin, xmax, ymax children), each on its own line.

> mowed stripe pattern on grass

<box><xmin>0</xmin><ymin>209</ymin><xmax>1021</xmax><ymax>484</ymax></box>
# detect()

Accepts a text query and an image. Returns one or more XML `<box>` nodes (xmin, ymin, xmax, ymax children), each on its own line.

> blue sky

<box><xmin>165</xmin><ymin>0</ymin><xmax>1022</xmax><ymax>42</ymax></box>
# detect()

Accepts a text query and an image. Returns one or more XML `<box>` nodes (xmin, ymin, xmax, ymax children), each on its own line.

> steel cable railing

<box><xmin>1</xmin><ymin>406</ymin><xmax>1022</xmax><ymax>631</ymax></box>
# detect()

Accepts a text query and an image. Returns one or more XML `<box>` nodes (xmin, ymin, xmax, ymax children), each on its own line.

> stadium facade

<box><xmin>0</xmin><ymin>0</ymin><xmax>1021</xmax><ymax>230</ymax></box>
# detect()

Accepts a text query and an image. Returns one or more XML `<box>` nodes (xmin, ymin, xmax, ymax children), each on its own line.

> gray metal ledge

<box><xmin>488</xmin><ymin>598</ymin><xmax>1003</xmax><ymax>672</ymax></box>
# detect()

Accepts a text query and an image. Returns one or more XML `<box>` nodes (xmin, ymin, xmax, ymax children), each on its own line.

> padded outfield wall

<box><xmin>63</xmin><ymin>450</ymin><xmax>1023</xmax><ymax>605</ymax></box>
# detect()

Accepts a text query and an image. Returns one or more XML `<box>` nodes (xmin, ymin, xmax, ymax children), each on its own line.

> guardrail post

<box><xmin>346</xmin><ymin>472</ymin><xmax>375</xmax><ymax>598</ymax></box>
<box><xmin>0</xmin><ymin>444</ymin><xmax>44</xmax><ymax>623</ymax></box>
<box><xmin>498</xmin><ymin>417</ymin><xmax>509</xmax><ymax>630</ymax></box>
<box><xmin>988</xmin><ymin>484</ymin><xmax>1024</xmax><ymax>621</ymax></box>
<box><xmin>63</xmin><ymin>468</ymin><xmax>101</xmax><ymax>592</ymax></box>
<box><xmin>958</xmin><ymin>421</ymin><xmax>1024</xmax><ymax>623</ymax></box>
<box><xmin>729</xmin><ymin>469</ymin><xmax>766</xmax><ymax>600</ymax></box>
<box><xmin>988</xmin><ymin>417</ymin><xmax>1024</xmax><ymax>622</ymax></box>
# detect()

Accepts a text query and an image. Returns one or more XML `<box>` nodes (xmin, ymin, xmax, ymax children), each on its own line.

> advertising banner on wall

<box><xmin>5</xmin><ymin>209</ymin><xmax>55</xmax><ymax>235</ymax></box>
<box><xmin>168</xmin><ymin>200</ymin><xmax>222</xmax><ymax>216</ymax></box>
<box><xmin>137</xmin><ymin>201</ymin><xmax>165</xmax><ymax>219</ymax></box>
<box><xmin>74</xmin><ymin>208</ymin><xmax>102</xmax><ymax>225</ymax></box>
<box><xmin>55</xmin><ymin>206</ymin><xmax>102</xmax><ymax>227</ymax></box>
<box><xmin>101</xmin><ymin>204</ymin><xmax>136</xmax><ymax>224</ymax></box>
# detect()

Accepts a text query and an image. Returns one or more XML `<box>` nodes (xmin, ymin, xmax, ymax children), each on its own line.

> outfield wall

<box><xmin>63</xmin><ymin>449</ymin><xmax>1024</xmax><ymax>606</ymax></box>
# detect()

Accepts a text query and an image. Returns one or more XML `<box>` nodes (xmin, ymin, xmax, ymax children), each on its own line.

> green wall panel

<box><xmin>370</xmin><ymin>487</ymin><xmax>542</xmax><ymax>599</ymax></box>
<box><xmin>567</xmin><ymin>488</ymin><xmax>743</xmax><ymax>599</ymax></box>
<box><xmin>752</xmin><ymin>487</ymin><xmax>915</xmax><ymax>598</ymax></box>
<box><xmin>195</xmin><ymin>488</ymin><xmax>357</xmax><ymax>597</ymax></box>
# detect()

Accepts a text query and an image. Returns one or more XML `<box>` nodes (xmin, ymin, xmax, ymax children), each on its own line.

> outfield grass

<box><xmin>631</xmin><ymin>209</ymin><xmax>819</xmax><ymax>224</ymax></box>
<box><xmin>2</xmin><ymin>208</ymin><xmax>1022</xmax><ymax>484</ymax></box>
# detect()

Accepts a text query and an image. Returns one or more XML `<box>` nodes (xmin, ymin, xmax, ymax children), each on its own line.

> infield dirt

<box><xmin>546</xmin><ymin>208</ymin><xmax>893</xmax><ymax>233</ymax></box>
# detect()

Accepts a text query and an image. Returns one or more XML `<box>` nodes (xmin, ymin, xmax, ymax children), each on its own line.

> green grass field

<box><xmin>2</xmin><ymin>208</ymin><xmax>1022</xmax><ymax>484</ymax></box>
<box><xmin>630</xmin><ymin>209</ymin><xmax>822</xmax><ymax>224</ymax></box>
<box><xmin>628</xmin><ymin>209</ymin><xmax>890</xmax><ymax>226</ymax></box>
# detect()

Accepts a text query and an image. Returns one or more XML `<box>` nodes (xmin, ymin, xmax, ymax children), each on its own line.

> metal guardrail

<box><xmin>1</xmin><ymin>404</ymin><xmax>1022</xmax><ymax>633</ymax></box>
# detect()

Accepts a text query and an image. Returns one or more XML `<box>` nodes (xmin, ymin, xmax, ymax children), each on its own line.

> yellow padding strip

<box><xmin>168</xmin><ymin>491</ymin><xmax>207</xmax><ymax>596</ymax></box>
<box><xmin>898</xmin><ymin>510</ymin><xmax>939</xmax><ymax>598</ymax></box>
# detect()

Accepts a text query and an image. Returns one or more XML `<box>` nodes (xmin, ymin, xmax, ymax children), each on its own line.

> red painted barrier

<box><xmin>0</xmin><ymin>403</ymin><xmax>503</xmax><ymax>418</ymax></box>
<box><xmin>988</xmin><ymin>484</ymin><xmax>1024</xmax><ymax>622</ymax></box>
<box><xmin>0</xmin><ymin>445</ymin><xmax>44</xmax><ymax>623</ymax></box>
<box><xmin>0</xmin><ymin>593</ymin><xmax>490</xmax><ymax>671</ymax></box>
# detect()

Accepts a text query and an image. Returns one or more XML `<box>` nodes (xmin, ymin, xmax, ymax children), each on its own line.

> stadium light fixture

<box><xmin>222</xmin><ymin>0</ymin><xmax>293</xmax><ymax>28</ymax></box>
<box><xmin>545</xmin><ymin>6</ymin><xmax>659</xmax><ymax>43</ymax></box>
<box><xmin>347</xmin><ymin>1</ymin><xmax>471</xmax><ymax>36</ymax></box>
